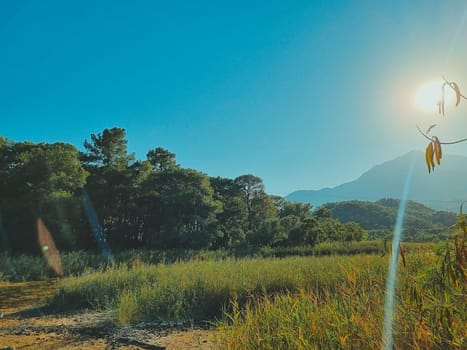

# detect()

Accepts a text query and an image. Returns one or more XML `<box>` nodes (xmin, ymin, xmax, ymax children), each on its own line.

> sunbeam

<box><xmin>81</xmin><ymin>188</ymin><xmax>114</xmax><ymax>265</ymax></box>
<box><xmin>382</xmin><ymin>154</ymin><xmax>415</xmax><ymax>349</ymax></box>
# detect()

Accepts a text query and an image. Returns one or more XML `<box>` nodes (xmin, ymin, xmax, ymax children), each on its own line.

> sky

<box><xmin>1</xmin><ymin>0</ymin><xmax>467</xmax><ymax>196</ymax></box>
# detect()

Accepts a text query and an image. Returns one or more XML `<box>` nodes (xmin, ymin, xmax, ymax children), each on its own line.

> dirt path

<box><xmin>0</xmin><ymin>280</ymin><xmax>215</xmax><ymax>350</ymax></box>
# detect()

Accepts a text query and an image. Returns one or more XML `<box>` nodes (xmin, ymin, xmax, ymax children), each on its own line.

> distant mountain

<box><xmin>286</xmin><ymin>151</ymin><xmax>467</xmax><ymax>212</ymax></box>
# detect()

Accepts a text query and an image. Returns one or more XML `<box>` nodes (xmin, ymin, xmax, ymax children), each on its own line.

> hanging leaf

<box><xmin>425</xmin><ymin>142</ymin><xmax>435</xmax><ymax>173</ymax></box>
<box><xmin>433</xmin><ymin>136</ymin><xmax>442</xmax><ymax>165</ymax></box>
<box><xmin>451</xmin><ymin>82</ymin><xmax>462</xmax><ymax>107</ymax></box>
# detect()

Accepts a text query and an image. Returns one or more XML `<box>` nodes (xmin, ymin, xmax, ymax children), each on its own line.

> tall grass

<box><xmin>215</xmin><ymin>248</ymin><xmax>466</xmax><ymax>349</ymax></box>
<box><xmin>49</xmin><ymin>254</ymin><xmax>388</xmax><ymax>325</ymax></box>
<box><xmin>0</xmin><ymin>249</ymin><xmax>230</xmax><ymax>281</ymax></box>
<box><xmin>258</xmin><ymin>241</ymin><xmax>385</xmax><ymax>257</ymax></box>
<box><xmin>1</xmin><ymin>241</ymin><xmax>390</xmax><ymax>281</ymax></box>
<box><xmin>43</xmin><ymin>244</ymin><xmax>465</xmax><ymax>347</ymax></box>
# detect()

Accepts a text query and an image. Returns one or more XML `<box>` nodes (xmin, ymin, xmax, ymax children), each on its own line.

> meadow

<box><xmin>1</xmin><ymin>241</ymin><xmax>465</xmax><ymax>349</ymax></box>
<box><xmin>0</xmin><ymin>241</ymin><xmax>395</xmax><ymax>281</ymax></box>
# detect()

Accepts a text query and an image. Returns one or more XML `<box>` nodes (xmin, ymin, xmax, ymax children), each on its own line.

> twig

<box><xmin>441</xmin><ymin>76</ymin><xmax>467</xmax><ymax>101</ymax></box>
<box><xmin>416</xmin><ymin>125</ymin><xmax>467</xmax><ymax>145</ymax></box>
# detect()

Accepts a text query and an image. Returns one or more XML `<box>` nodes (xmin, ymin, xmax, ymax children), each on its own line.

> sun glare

<box><xmin>415</xmin><ymin>80</ymin><xmax>455</xmax><ymax>113</ymax></box>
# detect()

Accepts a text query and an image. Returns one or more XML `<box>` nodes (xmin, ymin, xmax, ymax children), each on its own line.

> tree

<box><xmin>139</xmin><ymin>168</ymin><xmax>221</xmax><ymax>249</ymax></box>
<box><xmin>247</xmin><ymin>192</ymin><xmax>281</xmax><ymax>245</ymax></box>
<box><xmin>288</xmin><ymin>217</ymin><xmax>322</xmax><ymax>246</ymax></box>
<box><xmin>81</xmin><ymin>128</ymin><xmax>138</xmax><ymax>248</ymax></box>
<box><xmin>342</xmin><ymin>221</ymin><xmax>368</xmax><ymax>241</ymax></box>
<box><xmin>210</xmin><ymin>177</ymin><xmax>248</xmax><ymax>248</ymax></box>
<box><xmin>0</xmin><ymin>140</ymin><xmax>88</xmax><ymax>252</ymax></box>
<box><xmin>278</xmin><ymin>200</ymin><xmax>312</xmax><ymax>220</ymax></box>
<box><xmin>147</xmin><ymin>147</ymin><xmax>178</xmax><ymax>171</ymax></box>
<box><xmin>234</xmin><ymin>174</ymin><xmax>265</xmax><ymax>231</ymax></box>
<box><xmin>82</xmin><ymin>127</ymin><xmax>135</xmax><ymax>169</ymax></box>
<box><xmin>314</xmin><ymin>206</ymin><xmax>332</xmax><ymax>219</ymax></box>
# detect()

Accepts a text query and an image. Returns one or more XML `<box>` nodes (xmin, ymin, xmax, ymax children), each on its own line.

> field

<box><xmin>0</xmin><ymin>242</ymin><xmax>465</xmax><ymax>349</ymax></box>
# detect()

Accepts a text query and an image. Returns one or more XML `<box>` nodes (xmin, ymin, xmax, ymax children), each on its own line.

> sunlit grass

<box><xmin>214</xmin><ymin>249</ymin><xmax>466</xmax><ymax>349</ymax></box>
<box><xmin>1</xmin><ymin>241</ymin><xmax>393</xmax><ymax>281</ymax></box>
<box><xmin>3</xmin><ymin>241</ymin><xmax>463</xmax><ymax>348</ymax></box>
<box><xmin>6</xmin><ymin>243</ymin><xmax>463</xmax><ymax>348</ymax></box>
<box><xmin>49</xmin><ymin>255</ymin><xmax>387</xmax><ymax>325</ymax></box>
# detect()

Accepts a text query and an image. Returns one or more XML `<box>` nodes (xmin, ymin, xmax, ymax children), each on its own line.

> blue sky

<box><xmin>1</xmin><ymin>0</ymin><xmax>467</xmax><ymax>195</ymax></box>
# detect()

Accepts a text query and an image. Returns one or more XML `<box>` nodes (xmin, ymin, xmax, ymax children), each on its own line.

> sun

<box><xmin>415</xmin><ymin>80</ymin><xmax>455</xmax><ymax>113</ymax></box>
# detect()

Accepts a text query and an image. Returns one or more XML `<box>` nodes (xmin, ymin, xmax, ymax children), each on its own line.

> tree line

<box><xmin>0</xmin><ymin>128</ymin><xmax>367</xmax><ymax>254</ymax></box>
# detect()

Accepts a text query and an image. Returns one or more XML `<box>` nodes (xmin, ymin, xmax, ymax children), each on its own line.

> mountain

<box><xmin>286</xmin><ymin>151</ymin><xmax>467</xmax><ymax>212</ymax></box>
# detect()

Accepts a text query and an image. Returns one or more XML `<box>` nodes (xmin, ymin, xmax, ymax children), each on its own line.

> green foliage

<box><xmin>210</xmin><ymin>177</ymin><xmax>248</xmax><ymax>248</ymax></box>
<box><xmin>343</xmin><ymin>221</ymin><xmax>368</xmax><ymax>241</ymax></box>
<box><xmin>82</xmin><ymin>127</ymin><xmax>135</xmax><ymax>169</ymax></box>
<box><xmin>140</xmin><ymin>167</ymin><xmax>222</xmax><ymax>249</ymax></box>
<box><xmin>288</xmin><ymin>217</ymin><xmax>322</xmax><ymax>246</ymax></box>
<box><xmin>0</xmin><ymin>128</ymin><xmax>376</xmax><ymax>255</ymax></box>
<box><xmin>0</xmin><ymin>141</ymin><xmax>88</xmax><ymax>253</ymax></box>
<box><xmin>146</xmin><ymin>147</ymin><xmax>178</xmax><ymax>171</ymax></box>
<box><xmin>325</xmin><ymin>199</ymin><xmax>456</xmax><ymax>241</ymax></box>
<box><xmin>234</xmin><ymin>174</ymin><xmax>265</xmax><ymax>231</ymax></box>
<box><xmin>278</xmin><ymin>200</ymin><xmax>312</xmax><ymax>220</ymax></box>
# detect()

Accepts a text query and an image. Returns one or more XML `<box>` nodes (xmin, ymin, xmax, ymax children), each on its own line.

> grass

<box><xmin>4</xmin><ymin>241</ymin><xmax>464</xmax><ymax>348</ymax></box>
<box><xmin>47</xmin><ymin>243</ymin><xmax>465</xmax><ymax>349</ymax></box>
<box><xmin>215</xmin><ymin>247</ymin><xmax>466</xmax><ymax>349</ymax></box>
<box><xmin>49</xmin><ymin>254</ymin><xmax>388</xmax><ymax>324</ymax></box>
<box><xmin>0</xmin><ymin>241</ymin><xmax>390</xmax><ymax>281</ymax></box>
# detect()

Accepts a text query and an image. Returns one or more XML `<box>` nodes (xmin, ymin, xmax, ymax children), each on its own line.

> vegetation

<box><xmin>50</xmin><ymin>255</ymin><xmax>380</xmax><ymax>323</ymax></box>
<box><xmin>325</xmin><ymin>199</ymin><xmax>457</xmax><ymax>241</ymax></box>
<box><xmin>0</xmin><ymin>241</ymin><xmax>392</xmax><ymax>282</ymax></box>
<box><xmin>214</xmin><ymin>223</ymin><xmax>465</xmax><ymax>349</ymax></box>
<box><xmin>41</xmin><ymin>243</ymin><xmax>465</xmax><ymax>349</ymax></box>
<box><xmin>1</xmin><ymin>78</ymin><xmax>465</xmax><ymax>349</ymax></box>
<box><xmin>0</xmin><ymin>128</ymin><xmax>370</xmax><ymax>263</ymax></box>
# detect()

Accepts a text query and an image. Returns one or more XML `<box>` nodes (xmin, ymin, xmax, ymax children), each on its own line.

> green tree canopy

<box><xmin>147</xmin><ymin>147</ymin><xmax>178</xmax><ymax>171</ymax></box>
<box><xmin>82</xmin><ymin>127</ymin><xmax>135</xmax><ymax>169</ymax></box>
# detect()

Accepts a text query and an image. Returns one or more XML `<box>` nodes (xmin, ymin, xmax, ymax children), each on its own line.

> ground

<box><xmin>0</xmin><ymin>280</ymin><xmax>214</xmax><ymax>350</ymax></box>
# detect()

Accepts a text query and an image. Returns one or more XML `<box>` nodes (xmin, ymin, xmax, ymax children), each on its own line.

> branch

<box><xmin>442</xmin><ymin>76</ymin><xmax>467</xmax><ymax>101</ymax></box>
<box><xmin>416</xmin><ymin>125</ymin><xmax>467</xmax><ymax>145</ymax></box>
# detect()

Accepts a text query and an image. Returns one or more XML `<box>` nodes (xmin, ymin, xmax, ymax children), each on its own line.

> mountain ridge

<box><xmin>286</xmin><ymin>150</ymin><xmax>467</xmax><ymax>212</ymax></box>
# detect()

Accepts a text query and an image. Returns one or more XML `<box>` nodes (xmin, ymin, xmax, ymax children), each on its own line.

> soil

<box><xmin>0</xmin><ymin>280</ymin><xmax>215</xmax><ymax>350</ymax></box>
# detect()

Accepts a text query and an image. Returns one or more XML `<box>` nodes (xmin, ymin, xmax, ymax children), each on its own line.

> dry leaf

<box><xmin>433</xmin><ymin>136</ymin><xmax>442</xmax><ymax>165</ymax></box>
<box><xmin>425</xmin><ymin>142</ymin><xmax>435</xmax><ymax>173</ymax></box>
<box><xmin>451</xmin><ymin>82</ymin><xmax>461</xmax><ymax>107</ymax></box>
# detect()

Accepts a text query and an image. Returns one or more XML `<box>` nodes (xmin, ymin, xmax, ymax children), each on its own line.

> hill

<box><xmin>286</xmin><ymin>150</ymin><xmax>467</xmax><ymax>212</ymax></box>
<box><xmin>323</xmin><ymin>198</ymin><xmax>457</xmax><ymax>241</ymax></box>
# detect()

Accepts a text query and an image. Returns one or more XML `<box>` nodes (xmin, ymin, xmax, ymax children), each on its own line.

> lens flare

<box><xmin>81</xmin><ymin>188</ymin><xmax>114</xmax><ymax>265</ymax></box>
<box><xmin>37</xmin><ymin>218</ymin><xmax>63</xmax><ymax>277</ymax></box>
<box><xmin>382</xmin><ymin>156</ymin><xmax>415</xmax><ymax>349</ymax></box>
